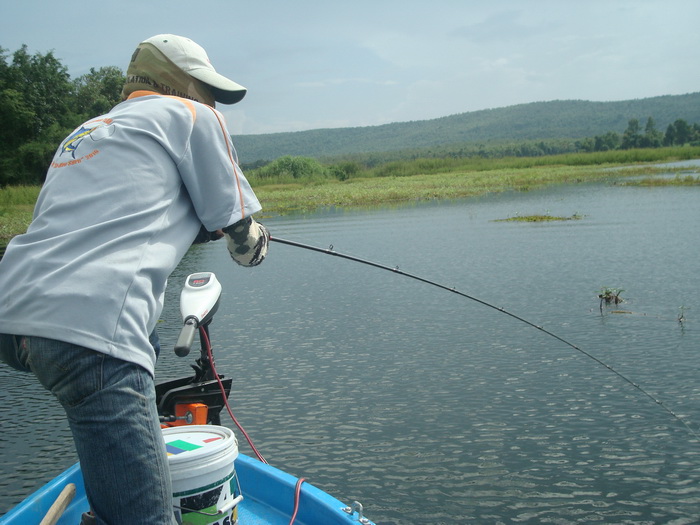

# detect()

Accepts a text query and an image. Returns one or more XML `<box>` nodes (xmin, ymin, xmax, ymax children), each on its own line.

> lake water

<box><xmin>1</xmin><ymin>168</ymin><xmax>699</xmax><ymax>523</ymax></box>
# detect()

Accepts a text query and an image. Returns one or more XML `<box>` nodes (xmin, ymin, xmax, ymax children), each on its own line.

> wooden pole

<box><xmin>39</xmin><ymin>483</ymin><xmax>76</xmax><ymax>525</ymax></box>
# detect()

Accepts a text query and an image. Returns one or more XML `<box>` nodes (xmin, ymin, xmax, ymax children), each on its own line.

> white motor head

<box><xmin>179</xmin><ymin>272</ymin><xmax>222</xmax><ymax>325</ymax></box>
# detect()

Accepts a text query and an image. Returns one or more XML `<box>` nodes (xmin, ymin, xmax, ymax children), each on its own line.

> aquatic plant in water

<box><xmin>598</xmin><ymin>287</ymin><xmax>624</xmax><ymax>309</ymax></box>
<box><xmin>495</xmin><ymin>213</ymin><xmax>584</xmax><ymax>222</ymax></box>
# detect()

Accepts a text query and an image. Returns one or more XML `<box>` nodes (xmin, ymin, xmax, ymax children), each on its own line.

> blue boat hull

<box><xmin>0</xmin><ymin>454</ymin><xmax>372</xmax><ymax>524</ymax></box>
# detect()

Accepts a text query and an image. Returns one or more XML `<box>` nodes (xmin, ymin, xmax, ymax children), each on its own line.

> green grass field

<box><xmin>2</xmin><ymin>147</ymin><xmax>698</xmax><ymax>244</ymax></box>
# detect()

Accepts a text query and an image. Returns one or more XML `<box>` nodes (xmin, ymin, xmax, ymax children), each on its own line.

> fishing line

<box><xmin>270</xmin><ymin>236</ymin><xmax>700</xmax><ymax>441</ymax></box>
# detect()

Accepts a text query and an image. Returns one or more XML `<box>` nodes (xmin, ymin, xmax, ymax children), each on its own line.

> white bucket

<box><xmin>163</xmin><ymin>425</ymin><xmax>242</xmax><ymax>525</ymax></box>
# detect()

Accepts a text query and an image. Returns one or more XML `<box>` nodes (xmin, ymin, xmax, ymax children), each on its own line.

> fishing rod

<box><xmin>270</xmin><ymin>236</ymin><xmax>700</xmax><ymax>441</ymax></box>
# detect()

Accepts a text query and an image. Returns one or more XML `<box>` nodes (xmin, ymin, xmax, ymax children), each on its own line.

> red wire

<box><xmin>199</xmin><ymin>326</ymin><xmax>306</xmax><ymax>525</ymax></box>
<box><xmin>199</xmin><ymin>325</ymin><xmax>308</xmax><ymax>525</ymax></box>
<box><xmin>289</xmin><ymin>477</ymin><xmax>307</xmax><ymax>525</ymax></box>
<box><xmin>199</xmin><ymin>326</ymin><xmax>268</xmax><ymax>464</ymax></box>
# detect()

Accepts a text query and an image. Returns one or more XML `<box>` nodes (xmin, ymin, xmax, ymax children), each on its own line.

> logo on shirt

<box><xmin>60</xmin><ymin>118</ymin><xmax>113</xmax><ymax>158</ymax></box>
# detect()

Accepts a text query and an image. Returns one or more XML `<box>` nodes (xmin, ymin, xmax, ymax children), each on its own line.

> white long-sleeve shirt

<box><xmin>0</xmin><ymin>91</ymin><xmax>261</xmax><ymax>375</ymax></box>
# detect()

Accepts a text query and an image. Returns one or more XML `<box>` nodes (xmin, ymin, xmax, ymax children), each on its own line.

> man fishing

<box><xmin>0</xmin><ymin>34</ymin><xmax>269</xmax><ymax>524</ymax></box>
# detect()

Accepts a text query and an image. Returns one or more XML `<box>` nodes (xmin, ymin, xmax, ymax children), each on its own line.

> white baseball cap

<box><xmin>142</xmin><ymin>34</ymin><xmax>247</xmax><ymax>105</ymax></box>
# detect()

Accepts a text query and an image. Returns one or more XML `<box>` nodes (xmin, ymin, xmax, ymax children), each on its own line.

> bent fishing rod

<box><xmin>270</xmin><ymin>235</ymin><xmax>700</xmax><ymax>441</ymax></box>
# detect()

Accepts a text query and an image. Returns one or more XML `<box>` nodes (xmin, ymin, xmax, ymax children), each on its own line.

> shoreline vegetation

<box><xmin>494</xmin><ymin>214</ymin><xmax>584</xmax><ymax>223</ymax></box>
<box><xmin>1</xmin><ymin>146</ymin><xmax>699</xmax><ymax>245</ymax></box>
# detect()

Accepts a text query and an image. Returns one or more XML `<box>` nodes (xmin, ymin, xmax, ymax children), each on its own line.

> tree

<box><xmin>663</xmin><ymin>122</ymin><xmax>676</xmax><ymax>146</ymax></box>
<box><xmin>595</xmin><ymin>131</ymin><xmax>621</xmax><ymax>151</ymax></box>
<box><xmin>620</xmin><ymin>118</ymin><xmax>641</xmax><ymax>149</ymax></box>
<box><xmin>640</xmin><ymin>117</ymin><xmax>663</xmax><ymax>148</ymax></box>
<box><xmin>0</xmin><ymin>46</ymin><xmax>75</xmax><ymax>184</ymax></box>
<box><xmin>0</xmin><ymin>88</ymin><xmax>35</xmax><ymax>148</ymax></box>
<box><xmin>672</xmin><ymin>119</ymin><xmax>693</xmax><ymax>145</ymax></box>
<box><xmin>249</xmin><ymin>156</ymin><xmax>329</xmax><ymax>181</ymax></box>
<box><xmin>664</xmin><ymin>119</ymin><xmax>694</xmax><ymax>146</ymax></box>
<box><xmin>6</xmin><ymin>45</ymin><xmax>73</xmax><ymax>134</ymax></box>
<box><xmin>0</xmin><ymin>45</ymin><xmax>125</xmax><ymax>185</ymax></box>
<box><xmin>0</xmin><ymin>89</ymin><xmax>37</xmax><ymax>184</ymax></box>
<box><xmin>72</xmin><ymin>66</ymin><xmax>125</xmax><ymax>121</ymax></box>
<box><xmin>576</xmin><ymin>137</ymin><xmax>595</xmax><ymax>153</ymax></box>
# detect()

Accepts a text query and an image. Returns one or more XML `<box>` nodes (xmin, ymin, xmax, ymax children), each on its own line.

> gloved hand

<box><xmin>222</xmin><ymin>217</ymin><xmax>269</xmax><ymax>267</ymax></box>
<box><xmin>192</xmin><ymin>225</ymin><xmax>225</xmax><ymax>245</ymax></box>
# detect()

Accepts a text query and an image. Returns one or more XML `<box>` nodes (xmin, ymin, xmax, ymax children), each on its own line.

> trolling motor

<box><xmin>156</xmin><ymin>272</ymin><xmax>232</xmax><ymax>426</ymax></box>
<box><xmin>174</xmin><ymin>272</ymin><xmax>222</xmax><ymax>358</ymax></box>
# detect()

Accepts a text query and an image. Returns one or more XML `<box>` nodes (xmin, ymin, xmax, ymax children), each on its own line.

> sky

<box><xmin>2</xmin><ymin>0</ymin><xmax>699</xmax><ymax>136</ymax></box>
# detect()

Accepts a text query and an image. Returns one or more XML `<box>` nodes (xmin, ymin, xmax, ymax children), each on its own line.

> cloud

<box><xmin>3</xmin><ymin>0</ymin><xmax>700</xmax><ymax>134</ymax></box>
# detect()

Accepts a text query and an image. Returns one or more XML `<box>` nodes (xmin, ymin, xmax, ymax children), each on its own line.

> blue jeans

<box><xmin>0</xmin><ymin>334</ymin><xmax>177</xmax><ymax>524</ymax></box>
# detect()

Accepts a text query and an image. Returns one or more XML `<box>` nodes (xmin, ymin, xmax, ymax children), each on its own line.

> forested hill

<box><xmin>233</xmin><ymin>92</ymin><xmax>700</xmax><ymax>163</ymax></box>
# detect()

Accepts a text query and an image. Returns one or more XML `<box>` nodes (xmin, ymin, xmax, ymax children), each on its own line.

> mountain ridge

<box><xmin>233</xmin><ymin>92</ymin><xmax>700</xmax><ymax>163</ymax></box>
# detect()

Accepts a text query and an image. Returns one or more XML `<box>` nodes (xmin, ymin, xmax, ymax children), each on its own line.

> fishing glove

<box><xmin>222</xmin><ymin>216</ymin><xmax>269</xmax><ymax>267</ymax></box>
